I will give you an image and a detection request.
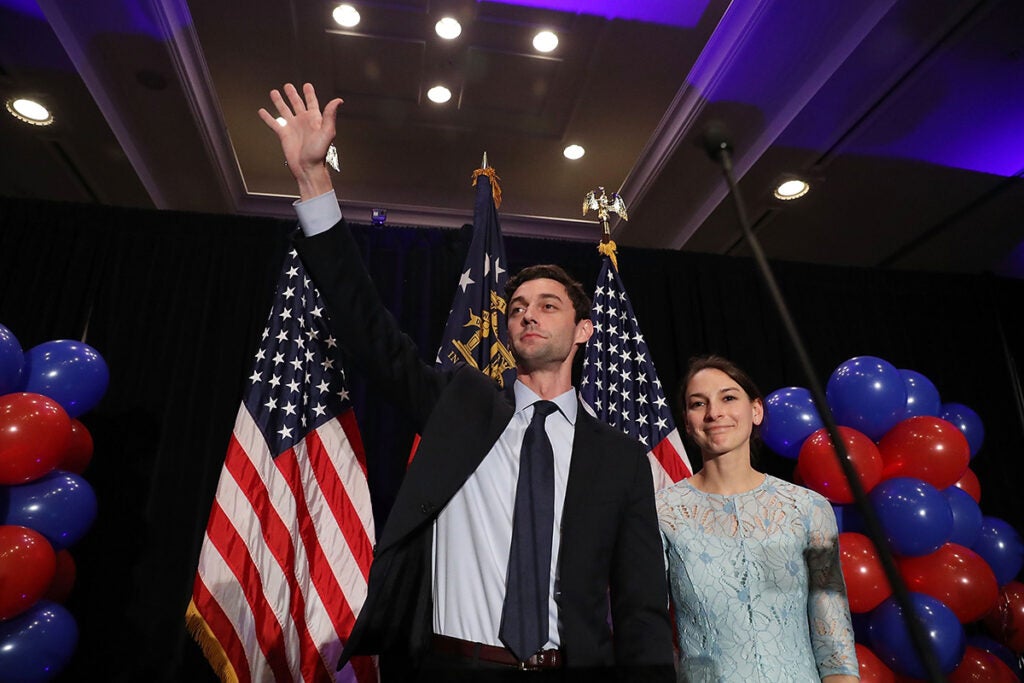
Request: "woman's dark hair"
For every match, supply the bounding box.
[504,264,592,323]
[678,354,765,460]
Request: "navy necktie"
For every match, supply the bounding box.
[500,399,559,662]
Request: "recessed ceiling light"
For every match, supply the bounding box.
[6,98,53,126]
[774,178,810,200]
[332,4,360,28]
[427,85,452,104]
[563,144,585,160]
[533,30,558,53]
[435,17,461,40]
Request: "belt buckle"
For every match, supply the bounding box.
[518,660,529,671]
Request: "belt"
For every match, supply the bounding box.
[431,635,562,670]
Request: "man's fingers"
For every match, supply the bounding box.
[303,83,320,117]
[268,88,295,120]
[283,82,306,114]
[320,97,344,136]
[256,107,281,132]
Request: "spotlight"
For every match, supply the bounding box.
[773,177,810,201]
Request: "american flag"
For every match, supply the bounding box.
[434,165,516,388]
[187,248,377,683]
[580,254,692,489]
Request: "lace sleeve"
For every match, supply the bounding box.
[804,494,860,678]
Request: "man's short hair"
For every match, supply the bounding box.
[504,264,592,323]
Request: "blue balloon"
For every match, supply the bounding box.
[867,592,965,678]
[939,402,985,457]
[971,515,1024,586]
[762,387,824,459]
[22,339,109,418]
[943,485,983,547]
[0,470,98,550]
[850,611,871,644]
[899,369,941,418]
[826,356,907,440]
[0,323,25,394]
[0,600,78,682]
[868,477,953,557]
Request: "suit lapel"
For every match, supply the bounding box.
[377,368,514,553]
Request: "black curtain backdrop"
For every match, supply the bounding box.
[0,195,1022,681]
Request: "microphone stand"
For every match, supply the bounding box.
[702,125,947,683]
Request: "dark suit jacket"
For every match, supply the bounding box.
[296,220,674,681]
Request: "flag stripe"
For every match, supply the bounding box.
[190,249,378,683]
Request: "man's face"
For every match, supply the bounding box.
[507,277,592,371]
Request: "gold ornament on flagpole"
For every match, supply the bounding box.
[583,186,628,270]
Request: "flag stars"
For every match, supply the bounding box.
[264,397,278,411]
[272,352,285,366]
[325,336,337,348]
[283,402,297,416]
[286,266,298,278]
[283,286,296,299]
[269,375,282,388]
[313,403,327,417]
[287,379,301,394]
[249,370,262,384]
[458,268,476,292]
[276,424,293,440]
[317,379,330,394]
[276,330,289,343]
[322,358,335,371]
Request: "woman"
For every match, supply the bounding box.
[656,355,859,682]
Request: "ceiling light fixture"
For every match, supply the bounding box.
[6,98,53,126]
[773,178,810,200]
[533,30,558,53]
[563,144,584,160]
[435,17,462,40]
[427,85,452,104]
[332,4,360,28]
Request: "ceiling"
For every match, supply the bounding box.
[1,0,1023,277]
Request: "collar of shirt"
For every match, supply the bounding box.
[513,380,578,425]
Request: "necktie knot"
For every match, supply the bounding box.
[531,400,558,421]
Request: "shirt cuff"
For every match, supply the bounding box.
[294,190,343,236]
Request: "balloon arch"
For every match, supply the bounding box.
[0,322,107,681]
[763,355,1024,681]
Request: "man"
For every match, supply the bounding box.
[259,83,673,682]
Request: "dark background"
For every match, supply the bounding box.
[1,195,1021,681]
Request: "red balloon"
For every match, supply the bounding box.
[797,426,883,503]
[898,543,999,623]
[953,467,981,503]
[857,643,897,683]
[947,645,1018,683]
[983,581,1024,653]
[44,549,77,603]
[57,419,93,474]
[0,524,57,619]
[0,392,72,485]
[878,416,970,490]
[840,532,892,612]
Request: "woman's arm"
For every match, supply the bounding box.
[805,491,861,680]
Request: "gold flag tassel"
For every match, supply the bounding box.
[185,598,240,683]
[597,238,619,272]
[472,167,502,209]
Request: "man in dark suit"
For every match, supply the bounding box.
[259,83,673,682]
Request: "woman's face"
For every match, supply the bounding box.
[683,367,764,459]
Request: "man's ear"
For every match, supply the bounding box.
[575,318,594,345]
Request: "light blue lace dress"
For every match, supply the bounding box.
[656,475,859,682]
